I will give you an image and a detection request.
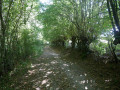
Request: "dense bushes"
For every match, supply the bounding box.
[39,0,110,52]
[0,28,43,76]
[0,0,43,76]
[38,0,120,62]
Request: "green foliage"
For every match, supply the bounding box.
[0,60,32,89]
[0,0,43,75]
[90,41,108,55]
[38,0,112,51]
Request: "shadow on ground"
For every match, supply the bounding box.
[6,46,113,90]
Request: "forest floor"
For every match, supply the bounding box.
[1,46,120,90]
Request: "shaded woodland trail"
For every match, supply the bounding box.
[11,46,103,90]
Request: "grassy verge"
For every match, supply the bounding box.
[0,60,32,89]
[55,47,120,89]
[0,46,44,89]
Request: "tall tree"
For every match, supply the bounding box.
[107,0,120,45]
[39,0,110,53]
[0,0,40,75]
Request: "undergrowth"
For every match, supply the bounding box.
[0,60,32,89]
[55,47,120,89]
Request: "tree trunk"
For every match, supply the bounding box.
[107,0,120,45]
[108,40,119,63]
[62,41,65,47]
[71,36,76,49]
[0,0,7,74]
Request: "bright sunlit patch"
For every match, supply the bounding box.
[25,75,28,78]
[105,79,111,82]
[80,75,83,76]
[54,57,59,59]
[39,68,45,71]
[51,53,59,56]
[39,0,53,5]
[80,80,86,84]
[75,80,78,82]
[41,79,49,85]
[38,33,43,40]
[63,64,69,67]
[68,70,70,71]
[36,87,40,90]
[46,84,50,87]
[69,40,72,43]
[44,75,47,78]
[46,71,52,76]
[31,64,41,68]
[45,64,49,66]
[84,73,87,76]
[100,39,108,43]
[31,64,35,68]
[85,86,88,90]
[51,61,57,64]
[28,70,36,75]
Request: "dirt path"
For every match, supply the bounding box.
[12,46,102,90]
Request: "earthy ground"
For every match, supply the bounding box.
[1,46,120,90]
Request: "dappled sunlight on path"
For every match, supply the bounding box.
[12,46,102,90]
